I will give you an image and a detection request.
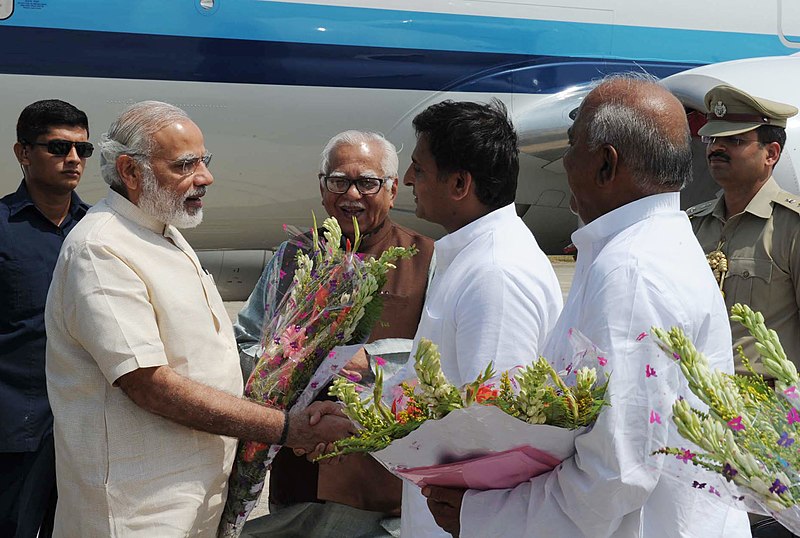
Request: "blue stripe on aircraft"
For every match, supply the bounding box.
[0,1,793,65]
[0,26,696,93]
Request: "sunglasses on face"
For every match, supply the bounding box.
[25,139,94,158]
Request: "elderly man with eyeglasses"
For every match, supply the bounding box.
[0,99,91,538]
[235,130,435,538]
[44,101,352,537]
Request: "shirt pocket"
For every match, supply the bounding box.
[417,302,445,348]
[727,257,772,305]
[1,259,51,320]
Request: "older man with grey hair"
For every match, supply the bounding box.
[235,130,434,537]
[45,101,351,537]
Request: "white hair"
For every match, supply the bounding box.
[99,100,190,188]
[319,131,399,182]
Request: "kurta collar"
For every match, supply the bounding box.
[572,192,679,255]
[434,203,517,269]
[106,188,170,236]
[356,217,394,252]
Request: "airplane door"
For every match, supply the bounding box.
[0,0,12,21]
[779,0,800,47]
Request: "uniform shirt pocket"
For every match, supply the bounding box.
[728,257,772,283]
[727,257,772,308]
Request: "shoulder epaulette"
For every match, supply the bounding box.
[772,191,800,215]
[685,200,715,218]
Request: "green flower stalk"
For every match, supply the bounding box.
[414,338,463,417]
[653,304,800,515]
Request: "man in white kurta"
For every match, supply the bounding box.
[45,101,350,537]
[459,193,750,537]
[423,78,751,537]
[398,100,563,537]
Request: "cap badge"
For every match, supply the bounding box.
[713,101,727,118]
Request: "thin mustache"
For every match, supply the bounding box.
[339,203,365,210]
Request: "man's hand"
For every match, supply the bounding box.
[285,400,354,453]
[422,485,466,538]
[339,347,370,383]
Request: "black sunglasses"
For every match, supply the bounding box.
[25,139,94,158]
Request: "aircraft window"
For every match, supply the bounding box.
[0,0,13,21]
[780,0,800,46]
[200,0,213,9]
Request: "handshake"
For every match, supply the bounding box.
[283,400,355,455]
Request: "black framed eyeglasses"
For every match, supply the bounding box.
[25,139,94,158]
[319,174,391,195]
[701,135,759,147]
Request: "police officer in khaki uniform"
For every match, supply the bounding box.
[688,84,799,379]
[689,84,800,538]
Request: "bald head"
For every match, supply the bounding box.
[577,75,692,193]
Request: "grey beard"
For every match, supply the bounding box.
[138,168,204,229]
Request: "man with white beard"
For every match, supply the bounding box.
[44,101,351,537]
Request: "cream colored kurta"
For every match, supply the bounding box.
[45,190,243,537]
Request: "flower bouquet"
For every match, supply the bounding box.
[319,334,609,490]
[652,303,800,534]
[218,215,416,537]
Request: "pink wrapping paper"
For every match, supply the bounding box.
[394,445,562,490]
[371,405,585,491]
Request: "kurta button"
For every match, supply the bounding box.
[742,270,750,278]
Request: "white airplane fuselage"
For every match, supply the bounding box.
[1,0,799,297]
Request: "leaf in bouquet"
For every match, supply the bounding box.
[317,418,426,459]
[349,293,383,345]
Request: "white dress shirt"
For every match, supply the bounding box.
[395,203,563,538]
[46,190,243,537]
[460,193,751,537]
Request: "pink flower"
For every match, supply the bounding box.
[677,448,695,463]
[728,416,745,431]
[788,408,800,425]
[391,394,410,418]
[277,375,290,391]
[597,356,608,366]
[279,325,307,361]
[785,386,799,399]
[374,356,387,367]
[645,364,657,378]
[636,332,648,341]
[650,410,661,424]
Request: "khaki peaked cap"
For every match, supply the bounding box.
[698,84,798,137]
